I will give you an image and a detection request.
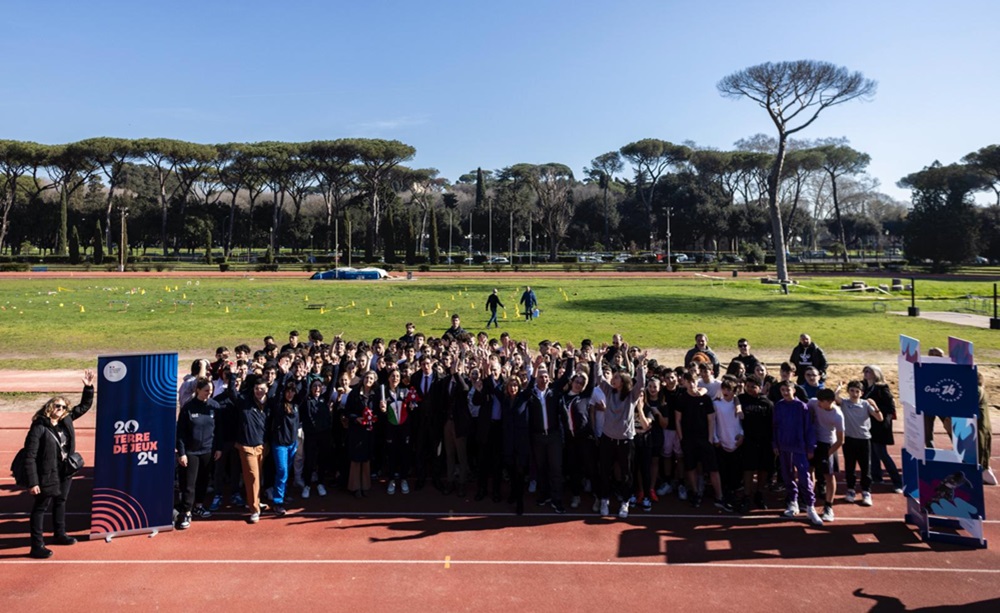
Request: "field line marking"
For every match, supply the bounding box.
[0,559,996,573]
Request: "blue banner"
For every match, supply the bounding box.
[90,353,178,539]
[913,362,979,419]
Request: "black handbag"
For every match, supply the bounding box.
[64,452,85,475]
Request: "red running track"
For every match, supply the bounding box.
[0,412,998,612]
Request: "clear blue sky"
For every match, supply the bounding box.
[3,1,998,202]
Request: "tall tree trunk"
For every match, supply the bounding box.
[767,136,789,283]
[830,177,850,263]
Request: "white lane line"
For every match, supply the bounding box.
[0,559,996,573]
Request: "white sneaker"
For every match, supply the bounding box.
[301,485,311,499]
[806,506,823,526]
[893,486,904,494]
[387,480,397,495]
[656,482,673,496]
[844,489,856,503]
[860,491,873,507]
[600,499,610,517]
[528,480,537,494]
[983,467,997,486]
[400,480,410,494]
[249,512,260,524]
[618,501,630,519]
[821,505,835,522]
[677,484,688,501]
[783,500,800,517]
[316,484,327,497]
[570,495,581,509]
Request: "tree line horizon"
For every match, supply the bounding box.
[1,61,998,273]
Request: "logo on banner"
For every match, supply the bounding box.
[112,419,159,465]
[923,378,963,403]
[104,360,127,382]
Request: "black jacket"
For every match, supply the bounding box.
[176,396,220,456]
[25,386,94,495]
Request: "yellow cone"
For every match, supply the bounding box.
[140,289,145,295]
[421,309,426,317]
[437,302,441,309]
[470,302,475,309]
[445,311,449,318]
[182,293,186,299]
[225,306,229,313]
[79,305,85,313]
[174,286,178,291]
[388,300,393,308]
[502,310,507,319]
[351,300,356,307]
[451,295,455,301]
[365,308,370,315]
[305,295,309,302]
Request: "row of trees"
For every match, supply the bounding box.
[0,134,909,266]
[1,61,998,273]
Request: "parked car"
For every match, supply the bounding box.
[487,256,510,264]
[671,253,689,263]
[576,255,603,263]
[722,254,744,263]
[973,256,989,265]
[694,253,716,263]
[803,250,827,259]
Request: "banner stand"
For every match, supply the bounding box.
[899,336,987,548]
[90,353,178,541]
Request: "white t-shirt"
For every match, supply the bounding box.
[809,399,844,445]
[713,396,743,451]
[841,398,878,439]
[590,386,607,438]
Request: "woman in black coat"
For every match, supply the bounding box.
[25,369,96,559]
[500,377,531,515]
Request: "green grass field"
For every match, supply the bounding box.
[2,274,999,370]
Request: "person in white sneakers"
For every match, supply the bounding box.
[773,380,823,526]
[810,389,844,522]
[835,380,883,508]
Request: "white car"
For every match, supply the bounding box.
[487,256,510,264]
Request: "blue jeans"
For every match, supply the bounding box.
[487,310,499,328]
[272,444,297,504]
[871,442,901,487]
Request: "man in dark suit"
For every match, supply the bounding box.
[526,360,567,513]
[409,355,442,490]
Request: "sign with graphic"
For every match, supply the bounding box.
[918,461,985,520]
[900,335,986,548]
[91,353,178,539]
[913,362,978,419]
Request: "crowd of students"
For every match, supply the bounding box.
[171,320,994,530]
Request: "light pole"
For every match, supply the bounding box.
[665,206,673,272]
[509,210,514,263]
[335,218,339,268]
[488,197,493,262]
[448,208,453,269]
[118,206,128,273]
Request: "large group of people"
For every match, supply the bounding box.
[20,314,996,558]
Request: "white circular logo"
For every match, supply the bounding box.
[923,378,962,403]
[104,361,127,383]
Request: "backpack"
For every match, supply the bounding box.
[10,447,29,487]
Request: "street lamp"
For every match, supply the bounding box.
[665,206,673,272]
[118,206,128,273]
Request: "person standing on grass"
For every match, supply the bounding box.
[24,369,95,559]
[810,388,844,522]
[675,371,729,511]
[520,286,538,321]
[485,289,504,329]
[175,377,221,529]
[862,365,902,492]
[834,380,883,508]
[773,380,823,526]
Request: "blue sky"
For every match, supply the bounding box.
[3,1,998,201]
